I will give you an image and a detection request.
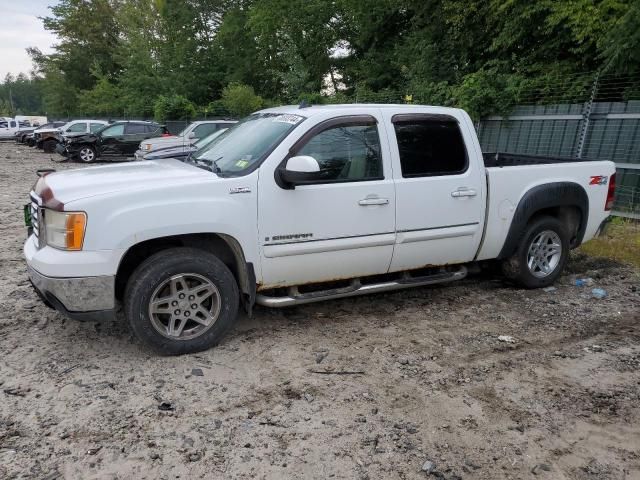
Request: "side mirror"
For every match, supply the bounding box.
[188,132,196,139]
[277,155,323,188]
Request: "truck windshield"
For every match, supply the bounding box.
[193,113,305,175]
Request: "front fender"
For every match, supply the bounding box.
[67,176,259,268]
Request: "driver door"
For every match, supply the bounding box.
[98,123,126,156]
[257,115,396,288]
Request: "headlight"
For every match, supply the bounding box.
[44,210,87,250]
[144,144,152,151]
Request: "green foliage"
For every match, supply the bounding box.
[1,0,638,118]
[77,74,121,116]
[221,83,264,118]
[153,94,197,122]
[453,71,519,121]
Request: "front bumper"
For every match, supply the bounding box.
[27,264,116,321]
[55,143,68,156]
[134,149,147,161]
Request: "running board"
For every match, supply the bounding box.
[255,266,467,307]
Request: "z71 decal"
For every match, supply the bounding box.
[589,176,608,185]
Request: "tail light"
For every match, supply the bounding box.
[605,172,616,211]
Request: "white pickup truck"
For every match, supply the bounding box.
[24,104,616,354]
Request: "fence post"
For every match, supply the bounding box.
[576,73,600,159]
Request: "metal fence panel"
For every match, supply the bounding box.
[478,101,640,217]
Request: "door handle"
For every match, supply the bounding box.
[451,188,477,198]
[358,196,390,206]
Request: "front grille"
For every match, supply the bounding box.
[30,193,41,248]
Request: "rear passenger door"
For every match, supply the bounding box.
[385,111,485,271]
[120,123,149,154]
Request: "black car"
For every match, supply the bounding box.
[57,121,169,163]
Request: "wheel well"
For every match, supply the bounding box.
[115,233,251,303]
[528,206,582,247]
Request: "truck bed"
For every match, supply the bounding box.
[483,152,599,168]
[477,158,615,261]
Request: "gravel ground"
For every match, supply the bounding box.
[1,141,639,480]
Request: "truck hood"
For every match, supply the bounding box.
[35,158,216,206]
[145,144,196,159]
[142,135,180,144]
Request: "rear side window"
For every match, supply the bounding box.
[394,118,467,177]
[125,123,147,134]
[145,124,159,133]
[10,121,16,128]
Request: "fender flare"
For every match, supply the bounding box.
[497,182,589,259]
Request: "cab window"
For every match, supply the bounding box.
[393,117,467,177]
[294,120,383,183]
[67,122,87,133]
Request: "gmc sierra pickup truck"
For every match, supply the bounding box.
[24,105,616,354]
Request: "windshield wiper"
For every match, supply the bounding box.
[193,155,223,174]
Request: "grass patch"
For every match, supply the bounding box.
[578,217,640,268]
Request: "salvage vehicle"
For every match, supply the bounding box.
[56,120,168,162]
[16,121,63,143]
[134,120,236,160]
[35,120,109,152]
[138,128,228,162]
[24,105,616,355]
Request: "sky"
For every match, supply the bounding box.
[0,0,58,79]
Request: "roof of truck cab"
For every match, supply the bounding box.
[258,104,465,117]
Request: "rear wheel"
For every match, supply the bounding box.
[77,145,96,163]
[124,248,239,355]
[501,216,569,288]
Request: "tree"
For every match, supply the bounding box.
[153,94,196,121]
[221,83,263,118]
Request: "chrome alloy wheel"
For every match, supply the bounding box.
[79,147,95,162]
[148,273,221,340]
[526,230,562,278]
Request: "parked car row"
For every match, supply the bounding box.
[12,117,236,163]
[1,116,48,140]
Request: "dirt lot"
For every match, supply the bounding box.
[1,141,639,480]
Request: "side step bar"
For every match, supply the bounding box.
[256,266,467,307]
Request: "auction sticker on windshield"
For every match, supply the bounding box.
[272,114,303,125]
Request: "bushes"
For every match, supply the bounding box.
[153,94,196,122]
[221,83,263,118]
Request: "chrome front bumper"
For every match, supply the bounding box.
[27,265,116,321]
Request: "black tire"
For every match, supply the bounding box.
[124,247,239,355]
[76,145,97,163]
[42,139,57,153]
[501,215,569,288]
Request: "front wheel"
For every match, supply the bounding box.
[124,248,239,355]
[42,139,57,153]
[77,145,97,163]
[501,216,569,288]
